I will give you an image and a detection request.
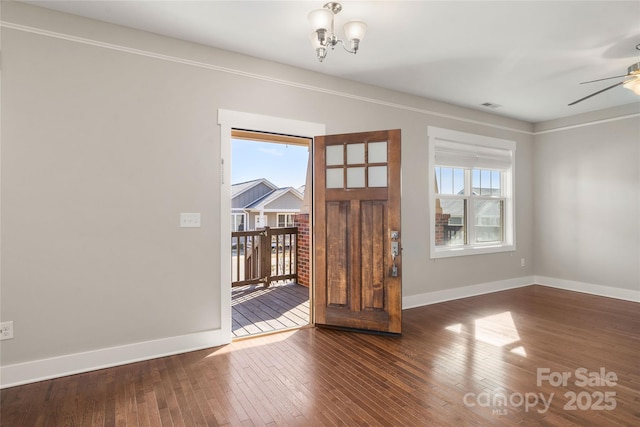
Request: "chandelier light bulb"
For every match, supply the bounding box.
[343,20,367,42]
[307,2,367,62]
[309,32,323,49]
[308,8,333,32]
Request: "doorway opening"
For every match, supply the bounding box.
[230,129,312,338]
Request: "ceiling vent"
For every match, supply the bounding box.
[481,102,502,109]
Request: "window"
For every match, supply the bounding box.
[277,213,295,228]
[429,127,515,258]
[231,213,245,232]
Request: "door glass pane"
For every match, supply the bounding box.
[326,168,344,188]
[368,141,387,163]
[368,166,387,187]
[346,167,365,188]
[347,143,365,164]
[326,145,343,166]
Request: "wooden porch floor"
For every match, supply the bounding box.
[232,281,310,338]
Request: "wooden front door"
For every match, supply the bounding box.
[314,129,402,334]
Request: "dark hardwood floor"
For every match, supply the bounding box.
[232,282,309,338]
[2,285,639,426]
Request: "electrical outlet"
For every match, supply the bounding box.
[521,258,526,267]
[0,321,14,340]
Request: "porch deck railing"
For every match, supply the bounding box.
[231,226,298,288]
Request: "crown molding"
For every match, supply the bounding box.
[1,21,533,135]
[533,112,640,135]
[2,20,637,136]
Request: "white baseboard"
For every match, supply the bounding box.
[402,275,639,311]
[534,276,640,303]
[402,275,535,309]
[1,329,229,389]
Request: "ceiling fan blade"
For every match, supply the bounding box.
[568,81,625,106]
[580,74,630,84]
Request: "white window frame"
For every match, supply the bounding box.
[428,126,516,259]
[277,213,295,228]
[231,213,246,232]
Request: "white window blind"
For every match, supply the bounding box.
[434,140,513,171]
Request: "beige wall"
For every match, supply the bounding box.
[4,1,634,376]
[533,106,640,291]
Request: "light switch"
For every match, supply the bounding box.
[180,213,201,228]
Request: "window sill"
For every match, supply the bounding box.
[431,244,515,259]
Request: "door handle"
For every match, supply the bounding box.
[391,231,400,277]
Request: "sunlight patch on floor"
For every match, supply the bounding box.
[510,345,527,357]
[445,311,526,356]
[474,311,520,347]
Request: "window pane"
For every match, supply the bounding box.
[440,167,453,194]
[435,198,466,246]
[491,170,501,194]
[473,168,501,196]
[232,214,245,231]
[474,199,503,243]
[480,169,491,195]
[453,168,464,195]
[437,167,464,195]
[472,169,480,195]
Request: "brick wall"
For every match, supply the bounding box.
[294,214,310,287]
[435,213,451,246]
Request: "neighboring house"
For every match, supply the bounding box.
[437,187,503,245]
[231,178,304,231]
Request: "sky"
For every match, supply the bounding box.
[231,139,310,189]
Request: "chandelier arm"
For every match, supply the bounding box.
[334,38,359,54]
[338,39,354,54]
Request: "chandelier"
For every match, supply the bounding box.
[308,2,367,62]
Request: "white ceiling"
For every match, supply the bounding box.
[22,1,640,123]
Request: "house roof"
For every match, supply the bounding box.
[439,188,502,217]
[245,187,303,211]
[231,178,277,198]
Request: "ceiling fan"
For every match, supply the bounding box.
[569,44,640,106]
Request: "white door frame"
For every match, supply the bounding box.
[218,110,325,340]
